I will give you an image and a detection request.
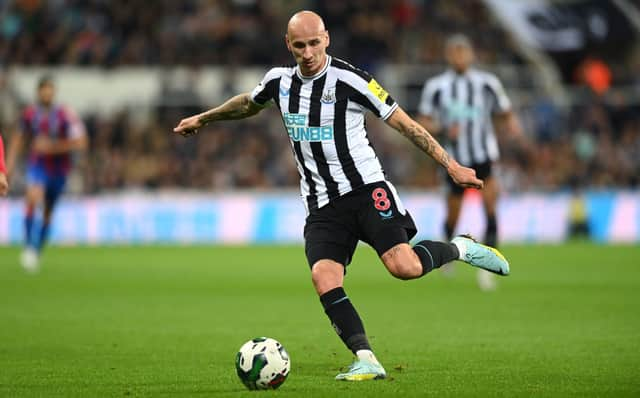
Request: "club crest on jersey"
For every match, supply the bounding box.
[321,89,336,104]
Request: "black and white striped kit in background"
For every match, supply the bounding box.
[418,68,512,166]
[251,55,402,214]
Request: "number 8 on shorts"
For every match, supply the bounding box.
[371,188,391,211]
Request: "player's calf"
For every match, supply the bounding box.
[412,240,460,276]
[381,242,460,279]
[380,244,422,280]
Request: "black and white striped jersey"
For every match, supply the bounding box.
[417,68,512,166]
[250,55,399,213]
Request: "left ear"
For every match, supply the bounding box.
[325,30,330,48]
[285,34,292,52]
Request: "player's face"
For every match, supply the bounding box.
[446,45,473,73]
[286,30,329,77]
[38,83,55,106]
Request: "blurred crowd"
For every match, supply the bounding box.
[74,91,640,194]
[1,0,522,69]
[499,94,640,192]
[1,0,639,193]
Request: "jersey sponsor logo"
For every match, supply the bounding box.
[321,88,336,104]
[283,112,306,127]
[367,78,389,102]
[446,101,480,122]
[283,113,334,142]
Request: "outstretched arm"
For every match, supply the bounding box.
[385,107,483,189]
[173,93,264,137]
[417,114,460,141]
[415,114,441,137]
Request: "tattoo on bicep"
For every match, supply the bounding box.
[202,94,253,122]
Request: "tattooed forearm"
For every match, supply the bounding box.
[198,93,261,124]
[400,122,451,170]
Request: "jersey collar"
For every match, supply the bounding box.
[296,55,331,81]
[447,67,475,78]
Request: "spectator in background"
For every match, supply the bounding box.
[0,0,522,69]
[1,0,638,194]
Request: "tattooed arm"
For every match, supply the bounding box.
[385,107,483,189]
[173,93,264,137]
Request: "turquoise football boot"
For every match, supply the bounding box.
[335,359,386,381]
[452,235,510,276]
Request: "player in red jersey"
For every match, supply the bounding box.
[6,76,87,272]
[0,133,8,196]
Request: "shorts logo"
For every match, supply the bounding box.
[372,187,394,219]
[321,89,336,104]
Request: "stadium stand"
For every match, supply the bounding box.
[1,0,638,193]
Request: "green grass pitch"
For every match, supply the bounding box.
[0,243,638,397]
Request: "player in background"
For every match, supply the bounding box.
[416,34,525,290]
[174,11,509,381]
[0,133,8,195]
[6,76,87,272]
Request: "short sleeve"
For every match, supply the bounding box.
[250,68,282,107]
[417,79,441,117]
[0,134,6,173]
[485,74,512,114]
[19,107,34,135]
[65,107,86,139]
[360,76,398,120]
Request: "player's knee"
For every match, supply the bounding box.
[26,189,43,205]
[310,260,343,294]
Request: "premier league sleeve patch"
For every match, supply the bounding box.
[367,78,389,103]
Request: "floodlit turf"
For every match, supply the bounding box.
[0,243,638,397]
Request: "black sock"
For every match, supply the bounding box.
[320,287,370,354]
[413,240,460,276]
[485,214,497,248]
[444,222,454,241]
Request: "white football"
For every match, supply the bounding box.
[235,337,290,390]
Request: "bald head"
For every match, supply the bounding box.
[287,11,326,38]
[286,11,330,77]
[445,33,474,73]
